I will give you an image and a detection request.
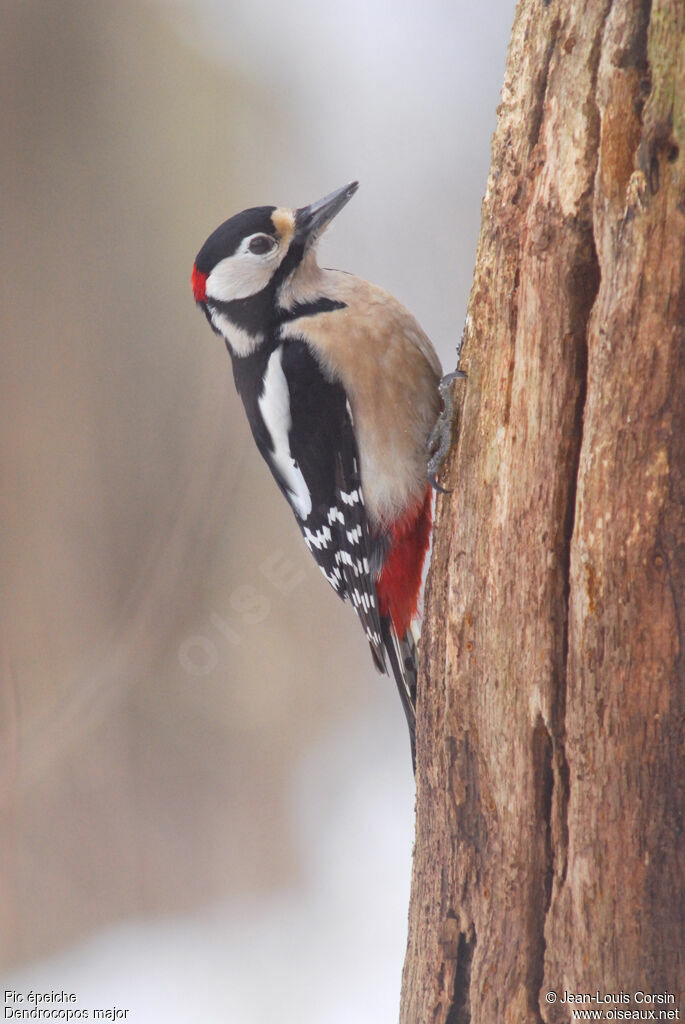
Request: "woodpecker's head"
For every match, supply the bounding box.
[192,182,358,355]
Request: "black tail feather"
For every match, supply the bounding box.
[379,615,417,772]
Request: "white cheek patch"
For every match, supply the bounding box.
[258,347,312,520]
[209,308,263,357]
[205,252,276,302]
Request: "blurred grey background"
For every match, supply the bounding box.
[0,0,514,1019]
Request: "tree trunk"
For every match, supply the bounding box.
[401,1,684,1021]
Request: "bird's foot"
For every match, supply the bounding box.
[427,369,467,492]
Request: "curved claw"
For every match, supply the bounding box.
[441,369,467,386]
[426,366,467,491]
[429,473,452,494]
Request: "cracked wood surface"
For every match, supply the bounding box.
[401,1,684,1022]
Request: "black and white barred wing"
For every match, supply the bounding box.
[272,339,386,670]
[329,408,387,671]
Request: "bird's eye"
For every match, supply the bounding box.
[248,235,275,255]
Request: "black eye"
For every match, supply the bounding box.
[248,234,275,255]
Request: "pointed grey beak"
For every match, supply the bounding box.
[295,181,359,244]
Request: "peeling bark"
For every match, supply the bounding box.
[401,1,684,1022]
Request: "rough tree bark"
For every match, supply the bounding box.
[401,1,683,1022]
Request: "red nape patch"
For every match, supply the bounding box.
[377,487,433,637]
[191,264,207,302]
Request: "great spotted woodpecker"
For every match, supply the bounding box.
[192,182,444,765]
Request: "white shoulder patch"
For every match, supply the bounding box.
[258,347,312,520]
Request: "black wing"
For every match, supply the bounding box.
[277,338,388,670]
[231,335,417,767]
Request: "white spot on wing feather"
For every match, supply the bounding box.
[304,524,332,549]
